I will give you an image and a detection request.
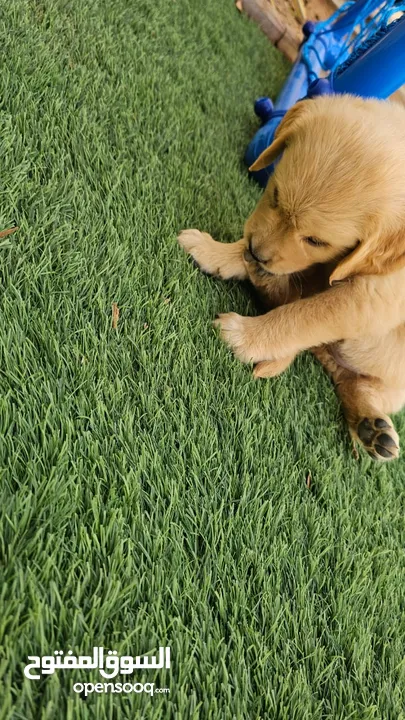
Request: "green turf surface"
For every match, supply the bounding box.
[0,0,405,717]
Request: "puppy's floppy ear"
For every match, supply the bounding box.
[249,100,312,172]
[329,224,405,284]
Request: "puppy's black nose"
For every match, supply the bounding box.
[248,237,264,263]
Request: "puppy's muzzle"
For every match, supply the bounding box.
[244,240,274,275]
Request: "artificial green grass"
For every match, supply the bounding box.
[0,0,405,717]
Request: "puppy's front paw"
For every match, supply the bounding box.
[178,229,221,276]
[213,312,266,364]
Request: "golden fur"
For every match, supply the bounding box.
[178,95,405,461]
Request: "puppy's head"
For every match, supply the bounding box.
[246,96,405,283]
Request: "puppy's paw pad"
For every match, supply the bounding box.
[357,416,399,461]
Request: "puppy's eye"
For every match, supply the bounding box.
[304,236,327,248]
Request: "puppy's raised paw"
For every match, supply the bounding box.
[178,229,221,276]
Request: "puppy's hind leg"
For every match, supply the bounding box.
[178,230,248,280]
[313,346,401,462]
[253,355,296,379]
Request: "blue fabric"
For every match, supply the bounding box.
[301,0,405,83]
[333,14,405,78]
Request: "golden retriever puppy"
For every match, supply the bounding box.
[178,95,405,462]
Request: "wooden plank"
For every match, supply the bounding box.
[291,0,306,23]
[241,0,302,61]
